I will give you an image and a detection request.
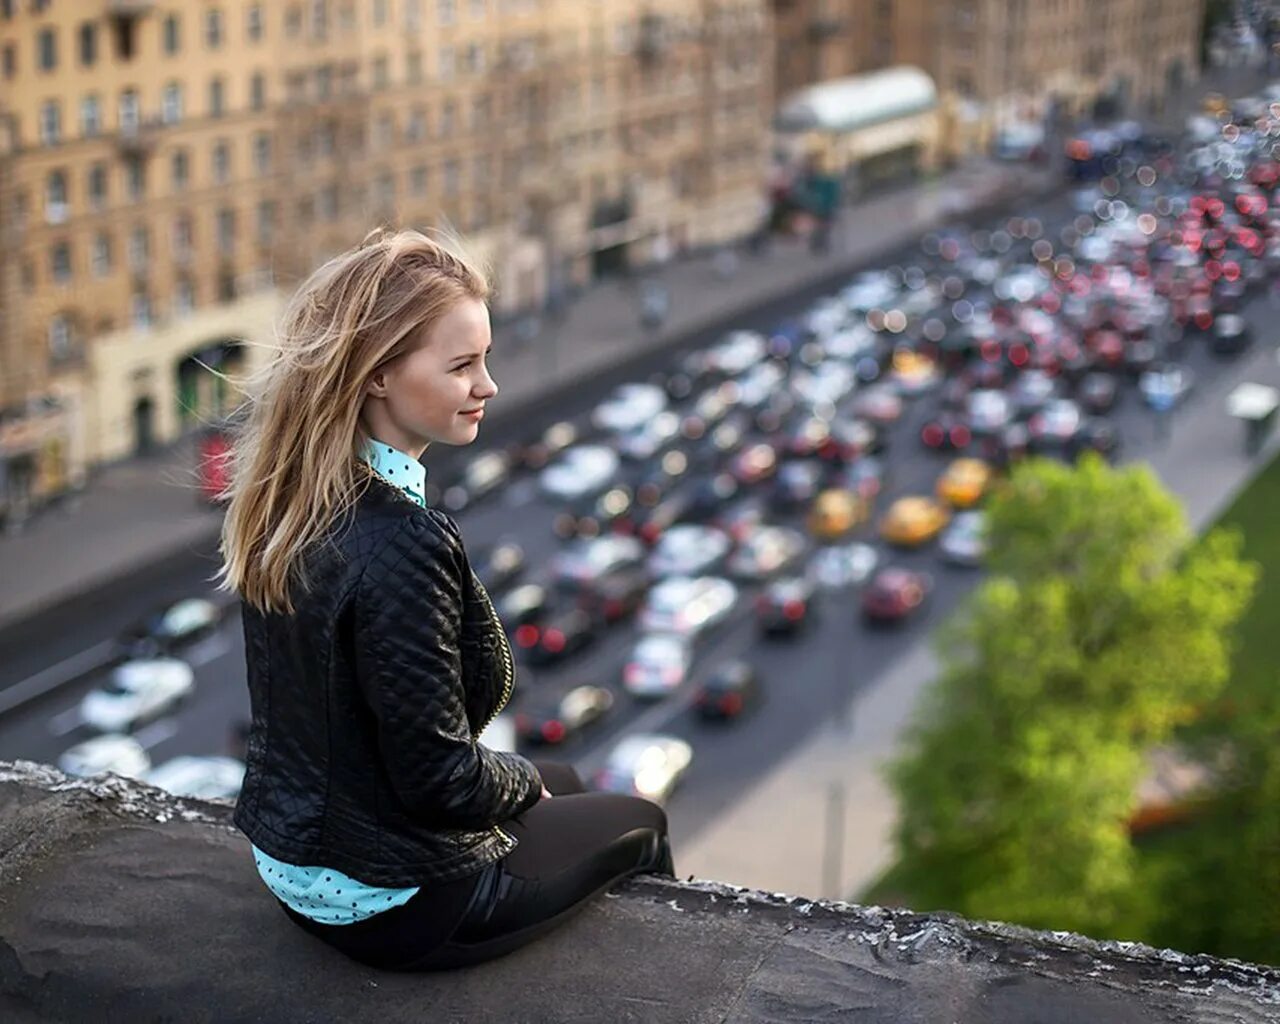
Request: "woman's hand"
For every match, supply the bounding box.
[540,785,553,800]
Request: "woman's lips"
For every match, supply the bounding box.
[460,408,485,419]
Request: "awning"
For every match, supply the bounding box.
[776,66,938,135]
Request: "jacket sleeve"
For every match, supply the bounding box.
[353,514,543,828]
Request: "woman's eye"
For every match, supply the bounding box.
[452,363,471,374]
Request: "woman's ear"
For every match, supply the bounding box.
[364,371,388,398]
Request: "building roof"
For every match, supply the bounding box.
[3,760,1280,1023]
[776,66,939,135]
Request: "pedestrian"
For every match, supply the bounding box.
[217,227,673,972]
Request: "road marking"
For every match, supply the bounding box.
[185,633,232,669]
[47,705,84,737]
[133,718,181,751]
[0,640,117,717]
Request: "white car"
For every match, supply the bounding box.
[622,633,692,699]
[841,271,898,313]
[731,362,786,409]
[144,756,246,800]
[538,445,620,500]
[593,733,693,805]
[639,576,738,638]
[58,734,151,779]
[966,389,1013,434]
[615,410,681,461]
[79,658,196,734]
[591,383,668,434]
[791,361,856,408]
[806,542,880,590]
[647,525,733,578]
[704,331,766,376]
[939,511,988,567]
[550,535,645,585]
[725,526,807,581]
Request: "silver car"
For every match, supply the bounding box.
[639,576,738,639]
[538,445,620,500]
[593,733,693,805]
[939,511,988,567]
[647,525,733,578]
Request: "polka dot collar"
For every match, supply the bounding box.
[362,440,428,505]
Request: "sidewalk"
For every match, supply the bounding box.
[0,158,1057,634]
[678,343,1280,902]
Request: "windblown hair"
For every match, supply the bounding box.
[217,227,490,614]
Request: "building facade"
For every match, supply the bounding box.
[0,0,771,518]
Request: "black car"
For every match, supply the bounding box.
[631,484,700,545]
[558,563,651,625]
[694,660,762,721]
[683,472,742,524]
[920,411,973,452]
[441,449,512,512]
[518,605,600,666]
[1077,372,1118,414]
[771,461,825,510]
[514,685,615,746]
[1068,418,1121,461]
[472,540,527,594]
[755,576,819,637]
[1122,339,1159,380]
[553,484,635,540]
[1211,314,1251,356]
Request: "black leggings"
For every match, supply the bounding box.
[277,762,673,971]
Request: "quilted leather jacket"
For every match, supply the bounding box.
[234,474,543,887]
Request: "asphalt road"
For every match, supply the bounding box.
[2,183,1274,858]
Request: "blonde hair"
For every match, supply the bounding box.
[218,227,491,614]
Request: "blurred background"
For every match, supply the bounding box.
[3,0,1280,967]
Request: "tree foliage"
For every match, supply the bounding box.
[885,456,1257,937]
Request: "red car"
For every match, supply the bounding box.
[861,568,932,624]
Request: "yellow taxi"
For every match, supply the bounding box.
[806,488,868,541]
[935,458,993,509]
[879,496,950,547]
[1202,91,1228,118]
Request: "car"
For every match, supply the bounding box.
[594,733,693,804]
[622,633,693,699]
[441,449,512,511]
[558,563,651,625]
[1211,313,1252,356]
[144,755,245,800]
[806,488,868,541]
[694,661,762,721]
[538,445,620,500]
[713,493,770,542]
[630,483,703,545]
[772,460,826,509]
[861,568,932,624]
[890,350,941,396]
[496,582,553,631]
[939,511,988,567]
[850,384,904,424]
[827,456,889,503]
[553,484,635,540]
[591,382,668,434]
[935,458,993,509]
[879,497,950,547]
[1008,370,1058,416]
[1077,372,1119,414]
[58,734,151,779]
[614,410,682,461]
[647,524,733,578]
[920,411,973,452]
[1028,399,1084,450]
[806,541,879,590]
[725,525,807,581]
[705,330,767,376]
[1139,364,1194,410]
[1068,418,1122,461]
[117,597,222,657]
[639,576,739,639]
[511,419,578,470]
[549,535,646,586]
[755,576,819,636]
[729,442,779,486]
[965,389,1014,436]
[472,539,526,593]
[518,605,599,666]
[514,685,615,746]
[79,658,196,734]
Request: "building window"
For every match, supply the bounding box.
[92,233,112,277]
[411,164,428,196]
[316,122,335,156]
[2,43,15,79]
[318,183,338,220]
[217,208,236,254]
[119,89,140,131]
[440,98,456,135]
[285,4,302,37]
[44,170,68,223]
[444,158,460,195]
[373,54,389,89]
[407,105,427,141]
[126,159,146,201]
[213,140,231,184]
[256,199,276,245]
[374,112,394,148]
[438,0,455,25]
[174,278,196,317]
[375,171,395,208]
[310,0,328,37]
[209,77,225,118]
[218,269,237,302]
[173,213,193,261]
[51,241,72,284]
[472,93,490,129]
[37,27,56,71]
[49,314,73,362]
[246,3,264,41]
[131,291,153,329]
[128,225,150,272]
[253,133,272,173]
[316,64,332,98]
[405,0,421,29]
[438,46,454,80]
[88,163,108,209]
[407,50,423,83]
[469,0,484,17]
[162,82,183,124]
[250,71,266,110]
[80,94,101,137]
[373,0,389,26]
[163,14,180,54]
[78,22,97,66]
[205,8,223,49]
[171,149,190,191]
[464,41,484,74]
[39,100,61,145]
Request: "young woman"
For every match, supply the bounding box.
[219,228,674,971]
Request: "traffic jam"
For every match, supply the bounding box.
[50,85,1280,810]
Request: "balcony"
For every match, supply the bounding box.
[808,17,846,41]
[116,119,160,157]
[636,14,668,64]
[106,0,156,15]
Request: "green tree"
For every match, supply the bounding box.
[885,456,1256,937]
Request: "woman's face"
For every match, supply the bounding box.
[361,297,497,457]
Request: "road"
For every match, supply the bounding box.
[3,183,1275,864]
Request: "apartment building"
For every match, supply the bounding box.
[0,0,771,517]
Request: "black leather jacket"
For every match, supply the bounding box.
[234,474,543,887]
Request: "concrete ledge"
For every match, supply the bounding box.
[1,761,1278,1024]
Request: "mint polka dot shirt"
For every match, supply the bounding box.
[249,440,428,925]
